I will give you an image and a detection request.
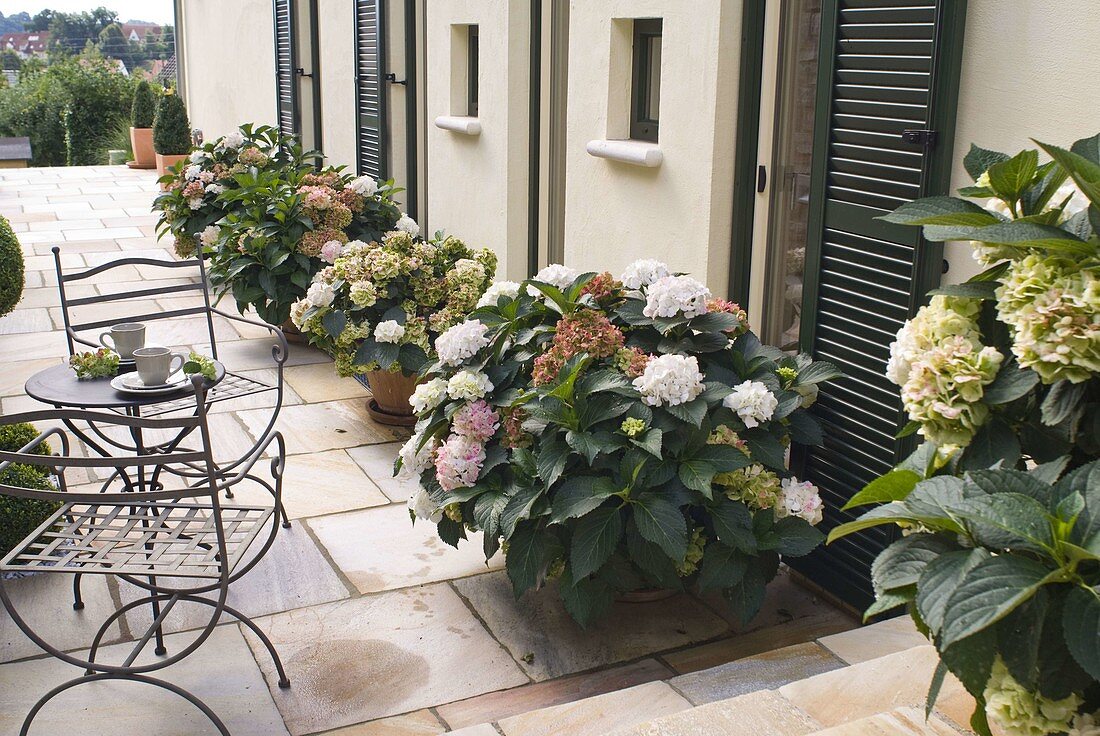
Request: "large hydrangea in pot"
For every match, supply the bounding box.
[289,230,496,425]
[830,134,1100,736]
[397,261,840,626]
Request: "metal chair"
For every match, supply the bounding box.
[0,378,290,736]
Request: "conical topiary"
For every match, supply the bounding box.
[0,214,24,316]
[153,89,191,155]
[131,80,156,128]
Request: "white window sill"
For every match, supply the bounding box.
[434,116,481,136]
[585,139,662,167]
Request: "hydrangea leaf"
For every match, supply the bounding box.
[842,469,922,510]
[916,547,989,635]
[697,542,749,591]
[878,196,1000,227]
[632,494,688,563]
[570,507,625,581]
[963,143,1011,180]
[549,476,619,523]
[505,522,562,598]
[871,533,957,595]
[940,555,1055,648]
[709,498,756,554]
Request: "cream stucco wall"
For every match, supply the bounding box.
[943,0,1100,283]
[424,0,531,281]
[318,0,357,170]
[178,0,277,140]
[562,0,740,293]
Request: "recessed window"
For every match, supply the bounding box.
[630,18,662,142]
[468,25,479,117]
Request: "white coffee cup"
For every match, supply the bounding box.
[99,322,146,359]
[132,346,186,387]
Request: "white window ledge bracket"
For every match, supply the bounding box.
[585,139,662,167]
[434,116,482,135]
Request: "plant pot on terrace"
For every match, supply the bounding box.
[152,89,191,176]
[129,80,157,169]
[363,369,419,426]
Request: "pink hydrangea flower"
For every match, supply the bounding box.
[452,400,500,443]
[320,240,343,264]
[434,434,486,492]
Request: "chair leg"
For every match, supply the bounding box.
[71,574,84,611]
[20,672,231,736]
[279,502,291,529]
[147,575,167,656]
[219,602,291,689]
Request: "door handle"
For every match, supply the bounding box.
[757,165,767,193]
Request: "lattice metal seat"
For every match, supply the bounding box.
[2,500,273,579]
[132,371,275,418]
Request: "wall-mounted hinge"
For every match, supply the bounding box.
[295,67,313,79]
[902,129,938,147]
[756,165,767,193]
[385,72,408,86]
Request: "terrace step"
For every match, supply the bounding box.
[808,707,961,736]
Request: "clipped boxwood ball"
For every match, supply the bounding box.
[0,464,59,557]
[0,214,23,317]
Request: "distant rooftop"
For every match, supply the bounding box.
[0,137,31,161]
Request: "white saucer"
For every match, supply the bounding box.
[111,372,190,396]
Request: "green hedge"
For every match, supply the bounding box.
[0,214,23,317]
[0,423,58,558]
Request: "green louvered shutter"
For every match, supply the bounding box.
[354,0,387,178]
[789,0,967,609]
[274,0,299,137]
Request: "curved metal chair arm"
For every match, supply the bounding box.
[217,430,286,493]
[209,308,290,365]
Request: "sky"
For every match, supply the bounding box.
[0,1,174,24]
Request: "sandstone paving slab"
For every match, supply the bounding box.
[119,521,351,637]
[9,287,59,309]
[0,331,68,361]
[668,642,845,705]
[242,584,530,734]
[607,690,820,736]
[3,211,56,223]
[818,616,928,665]
[0,308,52,335]
[48,298,161,329]
[284,362,371,403]
[63,226,145,241]
[445,726,499,736]
[327,710,446,735]
[0,625,289,736]
[452,571,729,682]
[0,358,62,396]
[195,337,332,371]
[810,707,960,736]
[34,239,120,255]
[207,368,305,414]
[498,681,691,736]
[346,442,420,502]
[28,218,104,232]
[239,400,399,454]
[309,504,501,594]
[23,252,84,270]
[230,449,389,519]
[778,645,975,731]
[0,573,122,664]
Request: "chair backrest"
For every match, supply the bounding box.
[52,249,220,361]
[0,378,219,505]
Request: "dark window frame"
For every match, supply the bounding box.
[468,24,479,117]
[630,18,662,142]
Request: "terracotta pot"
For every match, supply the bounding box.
[129,127,155,169]
[615,588,679,604]
[155,152,188,176]
[280,319,309,345]
[364,369,418,426]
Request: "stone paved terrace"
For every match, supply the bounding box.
[0,166,859,736]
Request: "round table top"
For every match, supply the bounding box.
[25,362,225,410]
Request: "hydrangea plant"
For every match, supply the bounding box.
[288,230,496,376]
[831,133,1100,736]
[397,261,840,626]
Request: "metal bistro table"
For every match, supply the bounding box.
[25,361,227,652]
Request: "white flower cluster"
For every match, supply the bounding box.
[723,381,778,428]
[407,486,442,523]
[777,477,823,526]
[435,319,490,366]
[410,377,447,413]
[395,214,419,237]
[199,225,219,248]
[374,320,405,344]
[220,131,245,150]
[643,275,712,319]
[620,259,670,290]
[633,354,705,407]
[305,281,335,309]
[447,369,494,401]
[477,280,521,308]
[528,264,579,296]
[348,175,378,197]
[1070,713,1100,736]
[984,658,1081,736]
[398,433,437,476]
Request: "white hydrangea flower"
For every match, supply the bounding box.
[409,377,448,413]
[632,354,705,407]
[447,369,494,401]
[184,164,202,180]
[398,433,437,476]
[289,299,310,329]
[777,477,824,526]
[1051,180,1091,221]
[723,380,778,428]
[643,275,712,319]
[205,183,225,195]
[348,175,378,197]
[395,213,420,237]
[408,486,443,523]
[222,131,245,150]
[188,150,208,164]
[435,319,489,366]
[1070,713,1100,736]
[620,259,671,290]
[199,225,219,247]
[527,264,579,296]
[374,319,405,344]
[477,280,521,308]
[187,197,202,210]
[984,658,1081,736]
[305,281,335,309]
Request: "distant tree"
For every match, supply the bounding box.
[47,8,119,57]
[97,22,133,69]
[0,12,32,34]
[0,50,22,71]
[25,9,53,32]
[161,25,175,52]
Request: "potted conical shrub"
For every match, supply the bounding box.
[128,80,156,169]
[153,89,191,175]
[0,214,24,317]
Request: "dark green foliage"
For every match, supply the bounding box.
[0,423,58,557]
[0,214,23,317]
[152,90,190,155]
[131,80,155,128]
[0,422,50,458]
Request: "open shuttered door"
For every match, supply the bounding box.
[355,0,387,178]
[789,0,967,609]
[274,0,299,137]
